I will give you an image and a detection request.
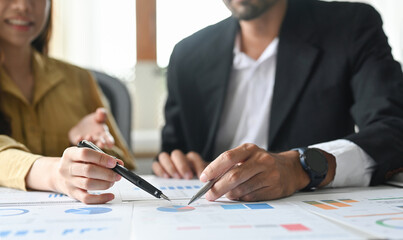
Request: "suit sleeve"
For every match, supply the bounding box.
[345,5,403,185]
[161,45,188,154]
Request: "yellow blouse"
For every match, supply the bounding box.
[0,50,135,191]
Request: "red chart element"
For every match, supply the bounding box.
[280,224,311,232]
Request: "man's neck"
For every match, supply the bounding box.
[239,0,287,60]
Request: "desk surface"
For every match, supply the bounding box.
[0,176,402,240]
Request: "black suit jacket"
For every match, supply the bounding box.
[162,0,403,185]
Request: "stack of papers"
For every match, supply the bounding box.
[1,176,402,239]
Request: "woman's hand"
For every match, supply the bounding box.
[26,147,123,204]
[68,108,114,149]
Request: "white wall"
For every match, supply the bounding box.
[328,0,403,63]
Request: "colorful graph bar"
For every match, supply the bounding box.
[0,231,11,237]
[221,204,248,210]
[221,203,273,210]
[303,201,337,210]
[15,230,28,236]
[321,200,351,207]
[339,199,359,203]
[369,197,403,201]
[174,224,309,231]
[281,224,310,232]
[245,203,274,209]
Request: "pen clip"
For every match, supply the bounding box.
[78,140,104,153]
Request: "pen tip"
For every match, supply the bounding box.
[160,193,171,202]
[188,196,196,205]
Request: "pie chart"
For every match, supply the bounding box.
[65,207,112,215]
[0,208,29,217]
[376,218,403,229]
[157,205,195,212]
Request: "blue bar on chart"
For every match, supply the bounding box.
[221,204,248,210]
[221,203,273,210]
[0,231,11,237]
[15,230,28,236]
[245,203,274,209]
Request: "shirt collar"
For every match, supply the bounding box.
[0,49,64,106]
[233,32,279,70]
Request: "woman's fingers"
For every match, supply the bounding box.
[70,188,115,204]
[72,177,115,191]
[70,162,120,182]
[63,147,118,168]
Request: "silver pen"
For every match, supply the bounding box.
[188,178,219,205]
[188,162,243,205]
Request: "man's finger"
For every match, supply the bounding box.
[158,152,180,178]
[186,152,206,178]
[204,161,257,201]
[225,172,271,201]
[171,150,193,179]
[152,162,169,178]
[237,185,279,202]
[200,143,259,182]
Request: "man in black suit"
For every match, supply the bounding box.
[153,0,403,201]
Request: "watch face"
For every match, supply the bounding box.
[305,149,328,175]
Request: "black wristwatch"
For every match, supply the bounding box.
[293,147,328,191]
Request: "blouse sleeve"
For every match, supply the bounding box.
[0,135,42,190]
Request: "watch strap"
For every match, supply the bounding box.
[293,147,327,191]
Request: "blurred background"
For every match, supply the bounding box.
[48,0,403,173]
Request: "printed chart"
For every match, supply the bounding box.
[0,208,29,217]
[0,187,77,205]
[293,187,403,239]
[130,198,356,240]
[65,207,112,215]
[0,204,132,240]
[157,205,195,212]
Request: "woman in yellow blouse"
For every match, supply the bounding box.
[0,0,135,204]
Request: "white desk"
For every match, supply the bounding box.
[0,176,402,240]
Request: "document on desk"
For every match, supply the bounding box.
[112,175,205,201]
[0,203,132,240]
[0,187,79,206]
[291,186,403,239]
[130,197,357,240]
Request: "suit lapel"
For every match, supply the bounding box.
[195,17,239,159]
[268,0,320,147]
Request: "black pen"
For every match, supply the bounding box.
[77,140,170,201]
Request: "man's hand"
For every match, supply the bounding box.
[152,150,208,179]
[199,143,336,202]
[68,108,114,149]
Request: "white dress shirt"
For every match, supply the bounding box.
[214,34,376,187]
